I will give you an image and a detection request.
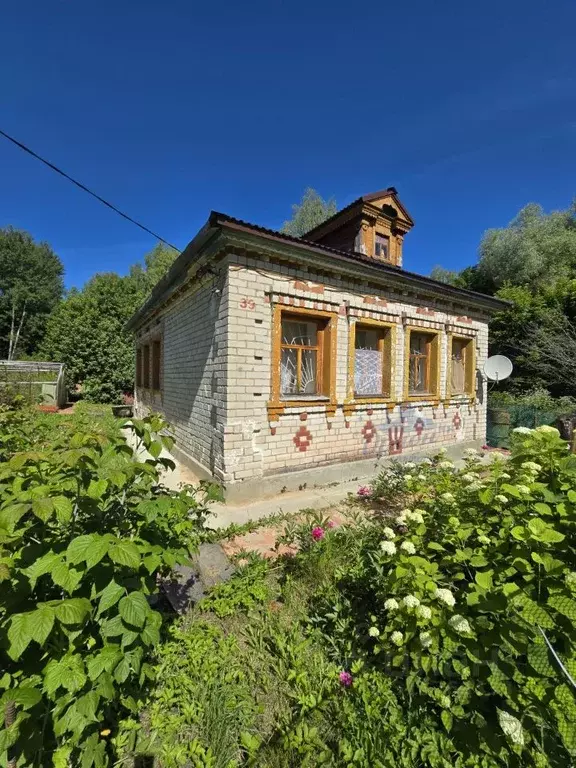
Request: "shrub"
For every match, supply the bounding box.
[305,434,576,765]
[0,412,211,767]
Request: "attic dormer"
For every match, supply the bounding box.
[303,187,414,268]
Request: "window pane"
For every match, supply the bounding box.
[409,333,429,393]
[355,328,383,395]
[281,348,298,394]
[451,340,466,393]
[282,319,318,346]
[375,234,389,260]
[300,349,317,393]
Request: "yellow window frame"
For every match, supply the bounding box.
[447,333,476,398]
[403,326,441,401]
[269,304,338,409]
[347,318,396,403]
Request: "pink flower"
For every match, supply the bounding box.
[327,520,335,528]
[357,486,372,498]
[311,526,325,541]
[481,444,489,451]
[339,671,353,687]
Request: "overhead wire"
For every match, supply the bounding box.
[0,127,181,252]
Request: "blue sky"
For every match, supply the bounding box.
[1,0,575,289]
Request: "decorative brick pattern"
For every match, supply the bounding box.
[293,425,313,452]
[363,296,388,307]
[416,307,436,316]
[362,420,376,444]
[293,280,324,294]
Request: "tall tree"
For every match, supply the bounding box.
[41,243,177,402]
[0,227,64,359]
[282,188,337,237]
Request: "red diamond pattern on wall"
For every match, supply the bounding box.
[293,425,313,452]
[362,419,376,444]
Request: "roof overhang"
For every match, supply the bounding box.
[126,212,509,331]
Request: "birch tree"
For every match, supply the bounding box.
[0,227,64,359]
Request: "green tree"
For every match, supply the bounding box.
[0,227,64,359]
[281,188,337,237]
[41,243,177,403]
[478,202,576,289]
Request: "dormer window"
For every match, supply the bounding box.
[374,233,389,261]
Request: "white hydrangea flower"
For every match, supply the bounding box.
[390,631,404,646]
[384,598,399,611]
[403,462,416,470]
[419,631,432,648]
[437,447,447,456]
[448,614,472,634]
[404,474,413,482]
[380,540,396,556]
[462,473,476,483]
[421,458,433,465]
[400,541,416,555]
[439,460,454,470]
[440,492,455,503]
[397,513,407,525]
[417,474,427,482]
[403,594,420,608]
[463,447,478,457]
[512,426,532,435]
[499,472,511,480]
[400,508,412,517]
[368,626,380,637]
[521,461,541,473]
[495,494,508,504]
[468,481,483,492]
[416,605,432,620]
[535,425,559,436]
[434,588,456,607]
[516,485,531,495]
[382,527,396,540]
[405,510,424,524]
[478,534,491,545]
[498,709,525,746]
[565,572,576,590]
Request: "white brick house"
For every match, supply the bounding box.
[127,189,507,502]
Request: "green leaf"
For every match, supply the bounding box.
[475,570,493,591]
[24,551,61,588]
[28,606,55,646]
[441,710,453,732]
[8,613,32,660]
[114,656,131,683]
[53,496,73,524]
[511,526,527,541]
[527,643,555,677]
[534,502,552,516]
[512,594,554,629]
[470,554,488,567]
[44,655,86,696]
[52,561,83,594]
[85,536,109,570]
[67,534,96,565]
[86,479,108,499]
[55,598,92,625]
[97,579,124,616]
[87,646,122,680]
[1,686,42,710]
[148,440,162,459]
[32,496,54,522]
[548,595,576,622]
[76,691,100,722]
[119,592,149,628]
[109,540,140,570]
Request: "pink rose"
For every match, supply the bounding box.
[311,526,325,541]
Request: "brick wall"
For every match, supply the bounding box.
[222,253,489,487]
[134,274,229,479]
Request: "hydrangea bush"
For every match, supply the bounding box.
[307,428,576,766]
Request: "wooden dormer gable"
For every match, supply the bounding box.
[303,187,414,268]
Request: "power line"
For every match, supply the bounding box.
[0,127,181,252]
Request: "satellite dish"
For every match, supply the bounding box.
[484,355,513,382]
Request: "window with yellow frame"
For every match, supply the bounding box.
[270,305,337,404]
[348,319,394,400]
[404,327,441,400]
[448,335,476,397]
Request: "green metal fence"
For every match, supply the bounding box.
[486,405,557,449]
